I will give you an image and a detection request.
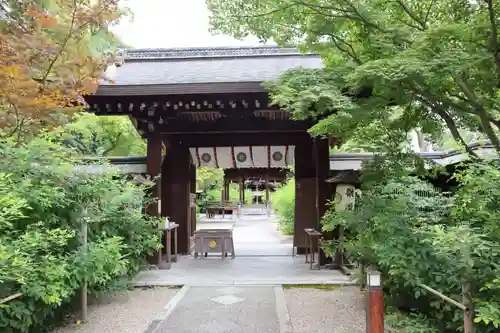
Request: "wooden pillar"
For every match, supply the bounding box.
[225,181,230,201]
[161,140,191,254]
[146,134,162,264]
[314,138,330,224]
[366,271,384,333]
[265,175,270,204]
[314,138,331,265]
[242,179,246,203]
[189,165,196,237]
[293,137,330,260]
[239,179,244,203]
[294,137,316,254]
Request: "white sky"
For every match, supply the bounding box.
[111,0,270,48]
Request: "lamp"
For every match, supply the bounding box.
[367,270,382,287]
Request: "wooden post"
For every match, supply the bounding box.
[146,134,163,265]
[360,263,366,291]
[189,165,196,238]
[463,281,473,333]
[294,137,316,255]
[225,181,230,201]
[265,181,270,203]
[314,138,330,265]
[161,141,191,254]
[366,271,384,333]
[81,209,88,322]
[239,179,244,203]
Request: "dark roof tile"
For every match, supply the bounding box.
[97,46,322,95]
[118,46,311,60]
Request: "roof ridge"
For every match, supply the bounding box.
[117,45,315,60]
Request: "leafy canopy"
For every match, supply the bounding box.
[50,114,146,156]
[0,0,128,142]
[207,0,500,153]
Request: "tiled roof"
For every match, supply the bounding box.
[96,46,322,95]
[117,46,311,60]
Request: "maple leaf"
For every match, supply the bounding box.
[0,0,127,143]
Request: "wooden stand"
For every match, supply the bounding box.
[158,223,179,269]
[304,228,322,270]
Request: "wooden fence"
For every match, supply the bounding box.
[364,270,473,333]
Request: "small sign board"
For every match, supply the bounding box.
[190,193,196,207]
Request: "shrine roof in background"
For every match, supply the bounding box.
[223,167,289,182]
[72,141,496,175]
[96,46,322,96]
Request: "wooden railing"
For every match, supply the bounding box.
[364,270,473,333]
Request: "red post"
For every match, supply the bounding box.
[366,271,384,333]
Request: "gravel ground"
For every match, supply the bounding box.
[284,286,365,333]
[53,287,179,333]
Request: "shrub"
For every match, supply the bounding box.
[322,160,500,333]
[273,179,295,235]
[0,138,161,332]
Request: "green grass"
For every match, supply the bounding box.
[282,284,342,290]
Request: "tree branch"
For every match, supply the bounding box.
[295,0,385,32]
[417,96,478,157]
[231,3,299,19]
[434,109,478,158]
[0,86,24,137]
[395,0,426,30]
[423,0,435,26]
[41,0,78,83]
[455,74,500,151]
[486,0,500,79]
[326,33,362,64]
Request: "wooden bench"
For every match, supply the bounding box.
[206,202,239,218]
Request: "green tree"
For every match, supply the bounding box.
[207,0,500,154]
[196,167,224,192]
[50,114,146,156]
[0,0,128,142]
[321,158,500,332]
[0,137,160,332]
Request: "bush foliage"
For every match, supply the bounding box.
[0,138,161,332]
[322,157,500,332]
[272,179,295,235]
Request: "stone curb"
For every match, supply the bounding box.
[143,285,190,333]
[133,281,359,287]
[274,286,294,333]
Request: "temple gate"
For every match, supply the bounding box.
[84,46,335,263]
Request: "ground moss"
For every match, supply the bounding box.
[282,284,342,290]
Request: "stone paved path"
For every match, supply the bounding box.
[150,286,283,333]
[134,214,350,286]
[54,211,363,333]
[232,215,293,256]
